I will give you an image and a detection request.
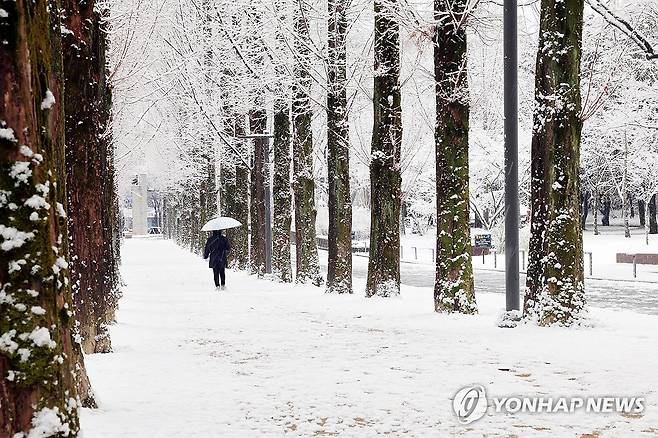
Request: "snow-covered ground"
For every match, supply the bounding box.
[80,238,658,437]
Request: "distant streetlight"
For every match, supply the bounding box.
[504,0,520,311]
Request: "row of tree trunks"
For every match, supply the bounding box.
[292,0,322,285]
[584,195,657,232]
[0,0,81,435]
[326,0,353,294]
[525,0,586,325]
[366,0,402,297]
[433,0,476,314]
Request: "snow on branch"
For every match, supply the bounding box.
[587,0,658,60]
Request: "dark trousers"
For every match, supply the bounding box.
[213,265,226,287]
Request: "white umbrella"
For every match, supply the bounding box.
[201,217,242,231]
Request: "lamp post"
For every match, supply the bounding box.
[504,0,520,311]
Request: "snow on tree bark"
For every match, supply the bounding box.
[292,0,322,286]
[433,0,476,314]
[273,103,293,282]
[524,0,586,326]
[326,0,353,294]
[366,0,402,297]
[1,0,81,434]
[62,0,119,359]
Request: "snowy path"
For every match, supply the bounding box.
[81,239,658,437]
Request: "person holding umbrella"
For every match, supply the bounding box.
[203,230,230,290]
[201,217,241,290]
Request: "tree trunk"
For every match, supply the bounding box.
[219,127,236,266]
[593,190,599,235]
[650,194,657,234]
[326,0,353,294]
[0,0,81,434]
[62,0,118,355]
[232,116,250,269]
[524,0,585,326]
[623,136,630,238]
[366,0,402,297]
[601,197,611,226]
[272,103,293,282]
[203,156,217,245]
[199,0,217,255]
[473,212,483,229]
[220,154,236,220]
[581,191,589,228]
[249,109,268,277]
[433,0,476,314]
[639,199,646,227]
[292,1,322,285]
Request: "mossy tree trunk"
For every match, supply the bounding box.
[524,0,585,326]
[62,0,119,355]
[326,0,353,294]
[433,0,476,314]
[292,1,322,286]
[366,0,402,297]
[250,109,267,277]
[0,0,81,435]
[272,103,293,282]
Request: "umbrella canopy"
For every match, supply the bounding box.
[201,217,242,231]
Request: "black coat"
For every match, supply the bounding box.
[203,234,231,269]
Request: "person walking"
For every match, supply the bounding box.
[203,230,231,290]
